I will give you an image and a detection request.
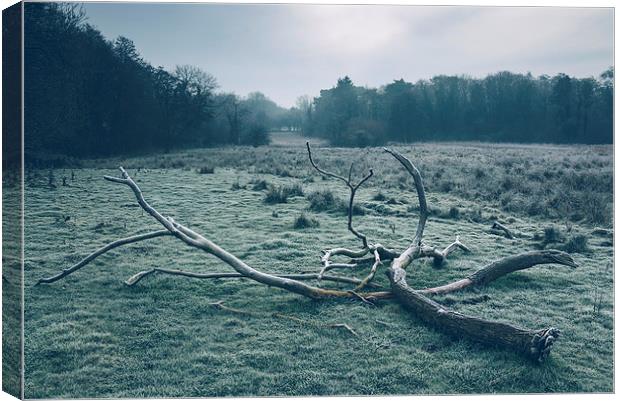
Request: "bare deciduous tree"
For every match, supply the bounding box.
[38,144,577,362]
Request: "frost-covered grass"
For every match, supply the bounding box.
[80,141,613,226]
[21,141,613,397]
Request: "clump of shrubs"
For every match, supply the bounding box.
[197,166,214,174]
[469,208,484,223]
[264,184,305,204]
[447,206,460,219]
[264,186,289,204]
[231,180,245,191]
[373,192,387,201]
[166,159,187,169]
[307,190,364,215]
[250,179,269,191]
[579,192,611,226]
[282,184,304,198]
[543,225,563,245]
[307,190,340,212]
[293,213,320,229]
[563,234,589,254]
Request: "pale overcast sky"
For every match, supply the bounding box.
[81,3,614,107]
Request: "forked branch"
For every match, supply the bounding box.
[41,167,389,302]
[307,142,373,248]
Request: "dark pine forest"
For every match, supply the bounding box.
[20,3,614,165]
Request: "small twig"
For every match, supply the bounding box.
[327,323,358,337]
[347,290,376,306]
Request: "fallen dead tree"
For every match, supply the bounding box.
[38,143,577,362]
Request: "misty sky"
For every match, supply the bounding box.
[81,3,614,107]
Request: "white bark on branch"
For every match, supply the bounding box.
[124,268,382,288]
[383,147,428,245]
[418,250,577,295]
[36,229,172,285]
[56,167,387,302]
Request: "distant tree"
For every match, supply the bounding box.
[243,92,288,130]
[243,110,270,147]
[295,95,314,134]
[384,79,416,141]
[222,94,248,145]
[174,65,218,96]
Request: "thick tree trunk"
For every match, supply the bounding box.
[387,266,560,362]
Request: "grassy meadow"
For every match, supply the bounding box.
[20,135,613,397]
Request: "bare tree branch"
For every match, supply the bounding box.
[383,148,428,245]
[36,230,172,285]
[306,142,350,186]
[307,142,373,248]
[418,250,577,296]
[125,268,382,288]
[419,235,471,265]
[54,167,388,302]
[355,249,382,291]
[387,266,560,362]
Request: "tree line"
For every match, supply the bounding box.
[24,3,295,163]
[23,3,612,165]
[299,72,613,146]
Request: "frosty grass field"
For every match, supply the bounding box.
[17,134,613,397]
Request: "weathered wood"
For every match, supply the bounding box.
[36,229,172,285]
[355,249,382,291]
[124,268,382,288]
[381,149,566,362]
[469,250,577,286]
[420,235,471,266]
[419,250,577,295]
[384,147,428,244]
[387,266,560,362]
[307,142,373,249]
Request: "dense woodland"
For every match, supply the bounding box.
[21,3,613,164]
[305,72,613,146]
